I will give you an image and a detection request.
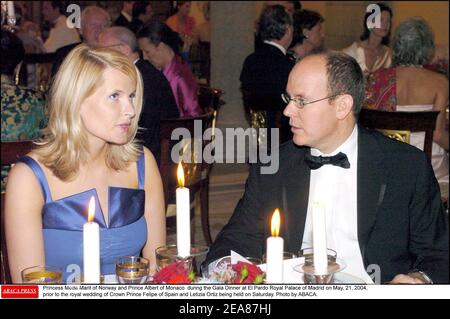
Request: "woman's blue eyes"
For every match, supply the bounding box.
[109,93,120,100]
[109,93,136,101]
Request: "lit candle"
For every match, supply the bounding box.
[266,209,284,283]
[83,196,100,283]
[312,202,328,275]
[176,162,191,257]
[6,1,14,18]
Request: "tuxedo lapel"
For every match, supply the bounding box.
[282,146,311,252]
[357,126,386,262]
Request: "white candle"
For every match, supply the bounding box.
[312,202,328,275]
[7,1,14,18]
[83,196,100,283]
[176,163,191,257]
[266,209,284,283]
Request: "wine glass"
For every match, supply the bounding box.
[21,265,63,284]
[115,256,149,284]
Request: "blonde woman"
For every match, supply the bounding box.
[5,44,166,283]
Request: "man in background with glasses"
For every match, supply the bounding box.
[204,51,448,284]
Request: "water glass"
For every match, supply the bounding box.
[21,265,63,284]
[115,256,149,284]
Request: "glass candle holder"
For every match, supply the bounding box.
[155,244,209,274]
[294,248,346,284]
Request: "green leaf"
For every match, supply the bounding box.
[188,272,196,281]
[254,274,264,284]
[240,266,249,283]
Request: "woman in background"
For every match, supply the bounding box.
[137,21,201,117]
[343,3,392,76]
[365,17,448,183]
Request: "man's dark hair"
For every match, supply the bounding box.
[290,1,302,12]
[136,20,183,56]
[1,30,25,76]
[323,51,365,116]
[290,9,324,47]
[258,5,292,42]
[48,1,66,15]
[132,1,150,19]
[360,3,393,46]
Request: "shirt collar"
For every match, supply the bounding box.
[263,40,287,55]
[121,11,132,23]
[311,125,358,163]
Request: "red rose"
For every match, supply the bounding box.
[231,261,264,284]
[152,261,195,284]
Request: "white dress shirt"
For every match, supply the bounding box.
[301,125,374,283]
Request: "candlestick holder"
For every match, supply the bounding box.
[293,248,346,284]
[155,244,209,274]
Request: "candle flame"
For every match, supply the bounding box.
[88,196,95,222]
[177,162,185,187]
[271,209,281,237]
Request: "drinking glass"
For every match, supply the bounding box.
[115,256,150,284]
[155,245,209,274]
[294,248,345,284]
[21,265,63,284]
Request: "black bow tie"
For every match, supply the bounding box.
[304,152,350,170]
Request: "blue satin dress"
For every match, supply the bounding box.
[18,154,147,282]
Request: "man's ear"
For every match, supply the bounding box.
[335,94,354,120]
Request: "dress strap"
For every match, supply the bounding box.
[137,151,145,190]
[17,156,53,203]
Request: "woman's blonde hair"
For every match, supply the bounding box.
[35,44,144,181]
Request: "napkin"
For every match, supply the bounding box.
[257,257,305,283]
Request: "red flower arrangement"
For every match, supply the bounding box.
[231,261,264,284]
[152,261,195,284]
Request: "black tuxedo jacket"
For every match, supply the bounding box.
[135,59,179,165]
[205,126,449,283]
[240,43,295,142]
[240,43,294,96]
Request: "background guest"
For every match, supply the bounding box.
[50,6,111,78]
[343,3,393,76]
[113,1,136,32]
[41,1,80,53]
[131,1,153,33]
[288,9,325,63]
[166,1,196,62]
[137,21,201,117]
[240,5,294,144]
[1,30,47,192]
[364,17,448,183]
[5,45,166,283]
[98,26,179,165]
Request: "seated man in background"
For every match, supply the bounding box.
[204,52,448,284]
[51,6,111,78]
[98,26,179,165]
[240,5,295,144]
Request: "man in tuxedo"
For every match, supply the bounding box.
[113,1,136,32]
[205,52,449,284]
[98,27,179,165]
[241,4,295,144]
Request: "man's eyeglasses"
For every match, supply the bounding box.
[281,92,343,109]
